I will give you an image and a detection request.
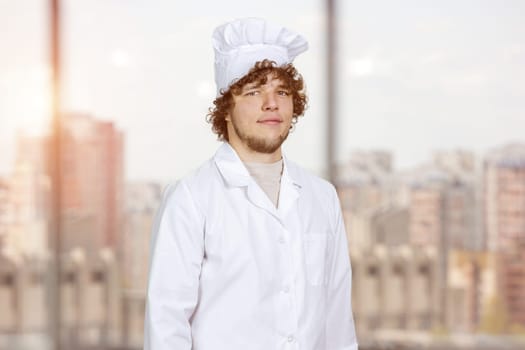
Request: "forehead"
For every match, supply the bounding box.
[242,74,287,90]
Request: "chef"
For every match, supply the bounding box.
[144,17,358,350]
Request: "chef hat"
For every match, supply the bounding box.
[212,17,309,96]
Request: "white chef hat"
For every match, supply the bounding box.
[212,17,309,96]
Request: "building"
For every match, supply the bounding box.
[60,113,125,257]
[485,144,525,252]
[409,177,476,250]
[0,178,10,252]
[123,181,162,290]
[408,150,480,251]
[1,134,52,258]
[447,250,497,332]
[336,150,400,251]
[2,114,125,258]
[484,143,525,328]
[370,206,409,247]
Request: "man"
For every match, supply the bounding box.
[144,18,358,350]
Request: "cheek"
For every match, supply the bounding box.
[234,101,258,117]
[283,96,293,108]
[283,99,294,117]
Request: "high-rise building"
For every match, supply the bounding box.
[0,134,52,258]
[407,159,480,330]
[447,250,497,332]
[408,151,479,252]
[5,114,125,257]
[0,178,10,252]
[370,206,409,247]
[433,150,484,250]
[123,182,162,290]
[433,150,476,177]
[60,113,124,257]
[485,144,525,252]
[409,181,476,250]
[7,162,50,257]
[409,181,444,247]
[336,150,399,252]
[484,143,525,328]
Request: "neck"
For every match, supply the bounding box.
[228,140,282,163]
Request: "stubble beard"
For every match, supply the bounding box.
[232,122,290,154]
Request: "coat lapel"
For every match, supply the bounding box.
[277,156,301,219]
[213,143,279,219]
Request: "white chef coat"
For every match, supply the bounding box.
[144,142,358,350]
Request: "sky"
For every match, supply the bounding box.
[1,0,524,182]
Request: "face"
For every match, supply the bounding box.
[227,74,294,156]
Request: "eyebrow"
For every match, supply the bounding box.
[242,83,261,91]
[242,82,290,92]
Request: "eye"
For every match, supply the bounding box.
[277,90,290,96]
[244,90,259,96]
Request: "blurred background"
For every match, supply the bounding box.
[1,0,525,349]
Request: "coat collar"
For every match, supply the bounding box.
[213,142,301,189]
[213,142,251,187]
[213,142,302,220]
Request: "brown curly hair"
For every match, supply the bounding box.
[206,59,308,141]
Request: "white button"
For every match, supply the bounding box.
[283,286,290,293]
[278,237,285,244]
[287,335,294,343]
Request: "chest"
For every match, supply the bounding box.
[201,184,334,283]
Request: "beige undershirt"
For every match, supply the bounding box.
[244,159,284,208]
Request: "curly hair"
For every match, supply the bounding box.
[206,59,308,141]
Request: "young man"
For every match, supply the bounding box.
[144,18,358,350]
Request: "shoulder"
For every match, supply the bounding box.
[285,159,338,200]
[285,159,342,229]
[180,157,219,192]
[160,157,219,215]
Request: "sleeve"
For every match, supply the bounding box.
[325,185,359,350]
[144,181,205,350]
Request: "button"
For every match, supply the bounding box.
[287,335,294,343]
[278,236,285,244]
[283,286,290,293]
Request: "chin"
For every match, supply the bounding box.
[245,134,289,154]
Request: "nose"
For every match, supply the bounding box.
[262,92,278,111]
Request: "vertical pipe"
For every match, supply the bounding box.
[440,194,448,329]
[49,0,62,349]
[326,0,337,183]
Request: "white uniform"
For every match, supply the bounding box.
[144,143,358,350]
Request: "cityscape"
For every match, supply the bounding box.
[2,1,525,349]
[0,112,524,349]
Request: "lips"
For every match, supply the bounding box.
[257,116,282,125]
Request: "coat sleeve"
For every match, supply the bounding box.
[144,181,205,350]
[325,185,359,350]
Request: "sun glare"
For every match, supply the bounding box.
[2,64,52,136]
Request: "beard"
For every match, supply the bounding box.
[232,121,290,154]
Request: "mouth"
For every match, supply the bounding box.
[257,117,282,125]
